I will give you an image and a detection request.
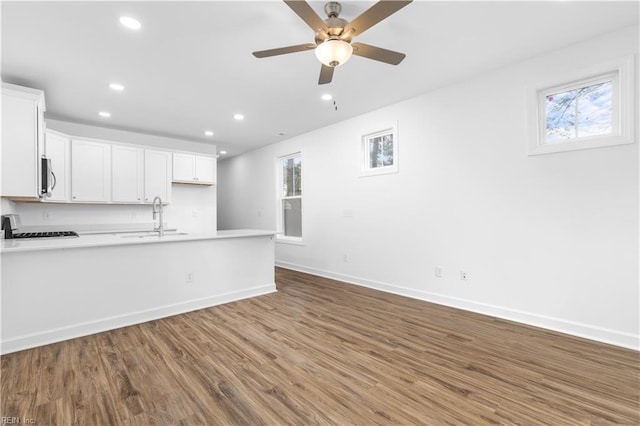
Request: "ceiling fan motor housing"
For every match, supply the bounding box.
[316,17,349,43]
[315,2,352,44]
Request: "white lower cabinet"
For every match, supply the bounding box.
[71,139,111,202]
[144,149,172,203]
[44,131,70,202]
[112,145,144,203]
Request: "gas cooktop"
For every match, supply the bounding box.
[13,231,79,239]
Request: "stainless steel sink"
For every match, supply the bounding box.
[117,231,189,239]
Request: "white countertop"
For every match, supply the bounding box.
[1,229,275,253]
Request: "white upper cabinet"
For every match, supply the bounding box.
[111,145,144,203]
[1,83,45,199]
[44,131,70,202]
[71,139,111,202]
[144,149,172,203]
[172,153,216,185]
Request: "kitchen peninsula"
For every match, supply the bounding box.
[1,230,276,354]
[0,82,278,355]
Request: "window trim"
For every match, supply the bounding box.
[527,54,635,156]
[275,152,303,244]
[359,121,399,177]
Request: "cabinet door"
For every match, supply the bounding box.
[172,153,195,182]
[112,145,143,203]
[44,132,70,202]
[71,139,111,202]
[144,149,171,203]
[195,156,216,184]
[0,89,41,198]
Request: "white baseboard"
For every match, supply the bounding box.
[276,261,639,351]
[1,284,277,354]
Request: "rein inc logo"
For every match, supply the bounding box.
[1,417,35,424]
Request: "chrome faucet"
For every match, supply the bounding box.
[152,196,164,237]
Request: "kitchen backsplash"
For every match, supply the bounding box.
[4,183,216,234]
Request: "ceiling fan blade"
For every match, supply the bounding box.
[351,42,406,65]
[283,0,329,33]
[318,64,334,85]
[343,1,412,38]
[253,43,316,58]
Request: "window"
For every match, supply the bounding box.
[360,122,398,176]
[277,153,302,242]
[545,76,613,142]
[527,55,634,155]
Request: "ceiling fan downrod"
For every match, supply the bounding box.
[324,2,342,19]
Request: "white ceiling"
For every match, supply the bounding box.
[2,1,638,157]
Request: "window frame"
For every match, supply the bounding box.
[359,121,399,177]
[275,152,303,245]
[527,55,635,156]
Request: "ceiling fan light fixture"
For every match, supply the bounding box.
[315,39,353,67]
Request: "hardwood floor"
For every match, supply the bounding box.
[2,267,638,425]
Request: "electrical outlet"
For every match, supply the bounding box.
[43,211,51,221]
[186,272,194,283]
[460,271,468,280]
[435,266,443,278]
[343,254,349,263]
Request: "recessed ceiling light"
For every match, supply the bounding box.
[233,113,244,121]
[99,111,111,118]
[219,150,227,155]
[119,16,141,30]
[204,130,214,137]
[321,94,333,101]
[109,83,125,91]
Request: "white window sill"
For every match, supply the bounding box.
[528,134,634,156]
[359,165,399,177]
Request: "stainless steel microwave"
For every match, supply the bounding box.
[40,156,55,198]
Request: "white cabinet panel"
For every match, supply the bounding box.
[195,156,216,183]
[172,153,194,182]
[1,84,45,199]
[112,145,143,203]
[44,131,70,202]
[144,149,171,203]
[71,139,111,202]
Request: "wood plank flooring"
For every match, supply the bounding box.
[2,267,639,425]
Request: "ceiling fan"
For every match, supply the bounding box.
[252,0,412,85]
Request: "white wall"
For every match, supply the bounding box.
[218,26,639,349]
[3,120,217,234]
